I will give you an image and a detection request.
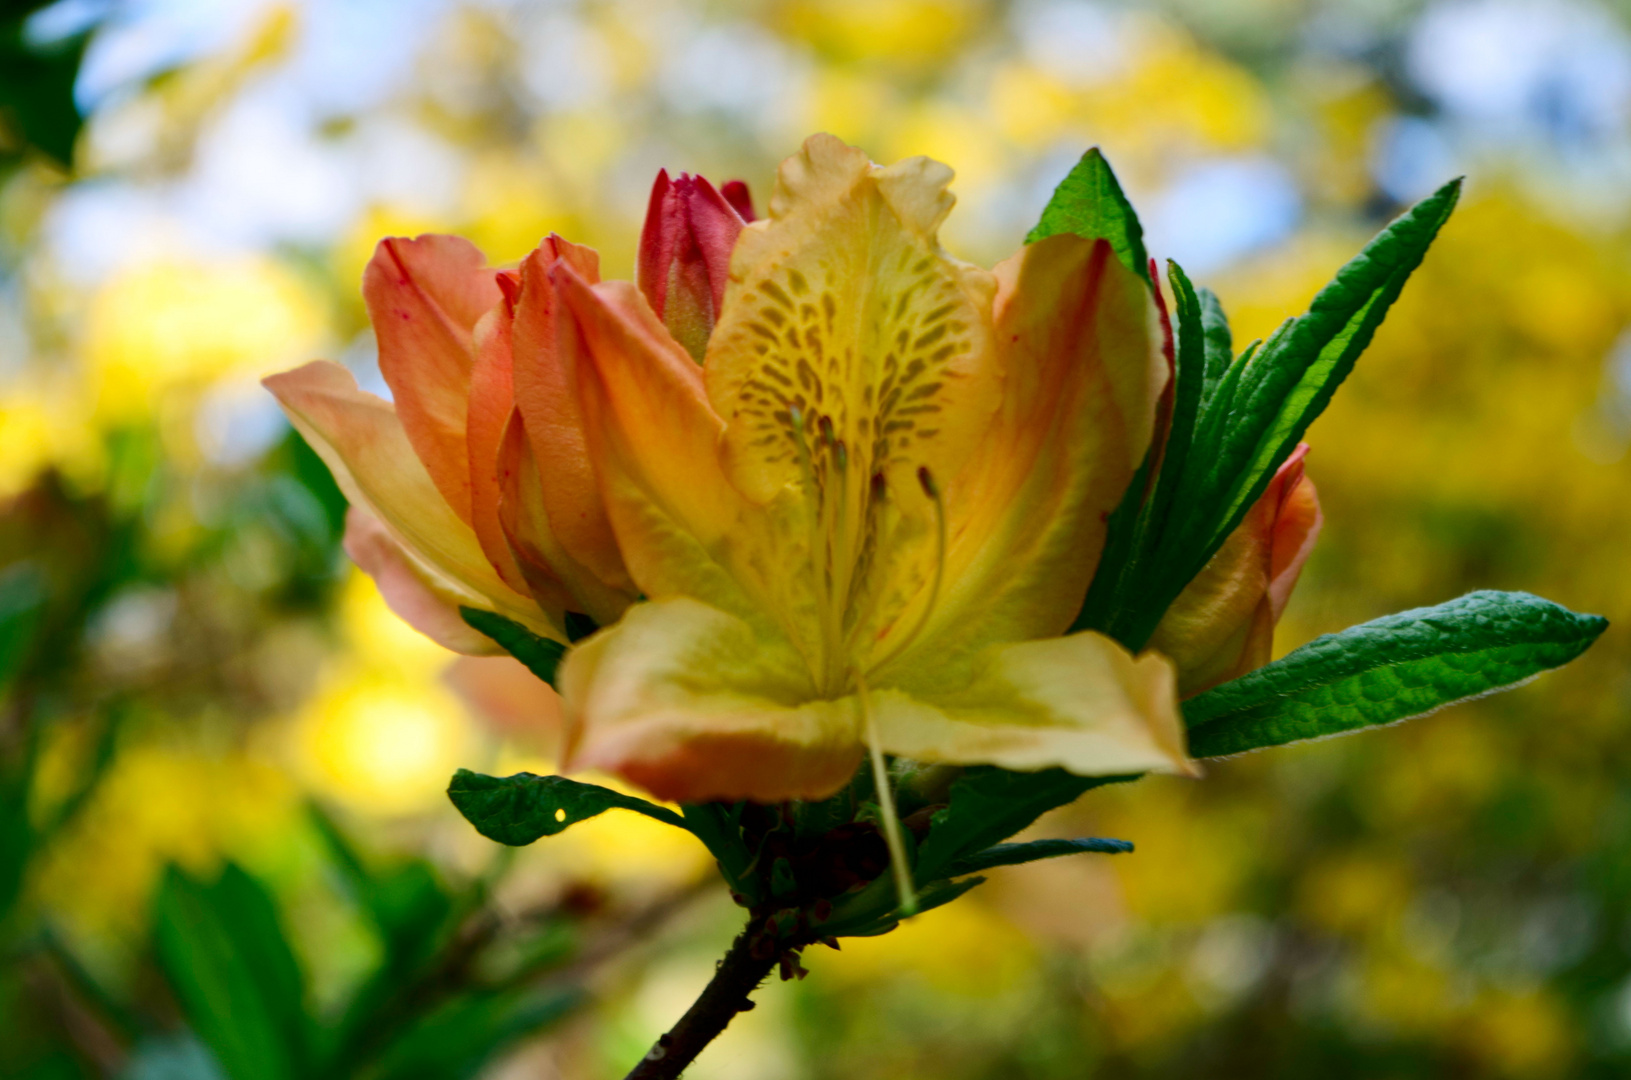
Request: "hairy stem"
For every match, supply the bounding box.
[623,925,780,1080]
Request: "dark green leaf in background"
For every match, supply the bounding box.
[0,1,93,170]
[1184,591,1608,758]
[447,769,686,846]
[152,864,313,1080]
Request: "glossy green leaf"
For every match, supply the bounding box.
[1184,591,1607,758]
[945,837,1133,877]
[1026,147,1150,284]
[1078,180,1461,651]
[447,769,685,846]
[459,609,566,686]
[912,767,1137,884]
[1182,179,1462,582]
[1197,286,1233,410]
[152,864,311,1080]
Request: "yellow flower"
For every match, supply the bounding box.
[553,135,1195,803]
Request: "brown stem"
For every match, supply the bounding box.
[622,925,781,1080]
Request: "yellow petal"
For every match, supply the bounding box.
[700,134,1004,673]
[708,134,997,508]
[873,631,1196,778]
[342,508,503,656]
[558,598,864,802]
[364,234,502,525]
[263,360,561,642]
[884,233,1165,678]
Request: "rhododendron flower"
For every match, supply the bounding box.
[1148,444,1322,697]
[552,135,1196,804]
[264,233,638,653]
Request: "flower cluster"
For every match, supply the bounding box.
[266,135,1319,805]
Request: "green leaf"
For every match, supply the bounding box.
[682,802,762,905]
[1025,147,1150,284]
[1182,179,1462,580]
[1185,591,1607,759]
[459,609,565,686]
[1197,286,1233,411]
[152,864,312,1080]
[945,837,1133,877]
[447,769,686,846]
[823,874,988,939]
[912,767,1137,884]
[1078,180,1462,651]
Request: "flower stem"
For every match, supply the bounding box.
[622,925,780,1080]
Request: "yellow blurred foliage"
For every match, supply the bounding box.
[34,743,298,941]
[774,0,987,68]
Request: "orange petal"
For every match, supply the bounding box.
[364,234,502,525]
[343,508,502,655]
[510,238,634,594]
[263,360,560,642]
[552,264,763,622]
[496,408,633,626]
[466,291,529,594]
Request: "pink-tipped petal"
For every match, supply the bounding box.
[343,508,503,655]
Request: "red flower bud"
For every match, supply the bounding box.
[636,170,750,361]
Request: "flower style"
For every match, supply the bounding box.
[263,232,638,653]
[553,135,1196,803]
[1148,444,1322,697]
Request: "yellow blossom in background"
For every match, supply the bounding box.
[83,258,327,430]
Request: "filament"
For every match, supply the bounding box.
[856,669,917,916]
[866,465,947,678]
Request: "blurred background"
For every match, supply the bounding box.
[1,0,1629,1076]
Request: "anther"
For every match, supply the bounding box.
[916,465,939,499]
[818,414,834,445]
[870,471,887,503]
[834,440,848,472]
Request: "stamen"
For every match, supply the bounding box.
[867,465,948,677]
[855,669,917,916]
